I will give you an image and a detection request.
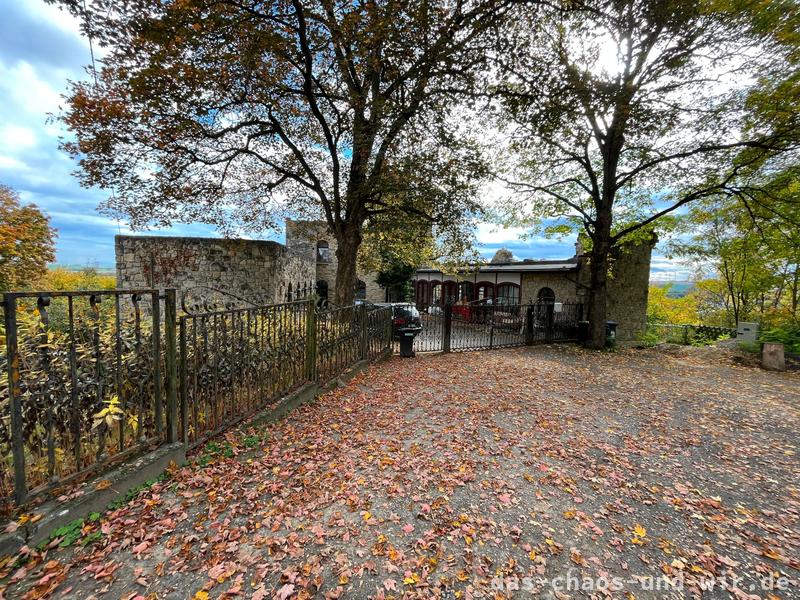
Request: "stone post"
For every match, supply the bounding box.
[762,342,786,371]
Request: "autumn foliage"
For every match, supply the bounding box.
[0,184,56,292]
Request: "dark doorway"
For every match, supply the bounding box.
[316,279,329,300]
[537,287,556,304]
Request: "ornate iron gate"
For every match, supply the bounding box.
[411,302,583,353]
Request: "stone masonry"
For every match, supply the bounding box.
[116,221,385,308]
[115,235,315,306]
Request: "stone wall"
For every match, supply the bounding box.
[574,238,654,341]
[363,275,386,303]
[115,235,316,306]
[520,272,580,305]
[285,219,385,303]
[606,240,653,341]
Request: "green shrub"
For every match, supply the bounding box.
[636,328,662,347]
[738,341,761,354]
[760,325,800,354]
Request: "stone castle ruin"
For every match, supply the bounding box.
[116,221,654,339]
[115,220,384,308]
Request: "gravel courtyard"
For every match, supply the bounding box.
[2,345,798,599]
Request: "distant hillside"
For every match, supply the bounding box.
[651,281,695,298]
[51,263,115,274]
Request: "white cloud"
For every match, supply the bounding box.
[474,222,531,245]
[0,60,66,121]
[0,124,37,150]
[22,1,85,39]
[0,155,31,171]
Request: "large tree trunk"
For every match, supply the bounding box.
[587,242,610,349]
[587,210,613,349]
[333,222,362,305]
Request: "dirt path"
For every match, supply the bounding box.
[2,345,798,599]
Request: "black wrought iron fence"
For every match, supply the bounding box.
[178,301,309,449]
[646,323,736,345]
[1,289,177,511]
[365,306,393,362]
[1,290,392,512]
[411,301,584,353]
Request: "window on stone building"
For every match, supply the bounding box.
[316,240,331,263]
[496,283,520,306]
[458,281,474,303]
[442,281,457,305]
[415,280,428,306]
[476,282,494,301]
[430,281,442,305]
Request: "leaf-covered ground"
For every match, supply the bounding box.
[2,345,798,599]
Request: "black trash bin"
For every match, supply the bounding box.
[605,320,618,346]
[399,327,419,358]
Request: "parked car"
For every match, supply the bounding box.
[376,302,422,338]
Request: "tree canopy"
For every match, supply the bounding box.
[674,165,800,326]
[0,184,56,292]
[495,0,799,346]
[56,0,508,303]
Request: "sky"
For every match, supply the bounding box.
[0,0,690,281]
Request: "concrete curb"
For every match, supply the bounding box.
[0,443,185,558]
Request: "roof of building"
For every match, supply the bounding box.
[417,256,580,274]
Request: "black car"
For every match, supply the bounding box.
[376,302,422,338]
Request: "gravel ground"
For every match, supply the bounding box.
[1,344,798,600]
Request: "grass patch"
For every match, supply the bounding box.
[107,472,168,511]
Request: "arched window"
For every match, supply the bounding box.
[537,287,556,304]
[496,283,520,306]
[316,279,329,300]
[442,281,457,305]
[476,282,495,301]
[415,280,428,306]
[458,281,474,303]
[316,240,331,263]
[430,281,442,305]
[355,279,367,300]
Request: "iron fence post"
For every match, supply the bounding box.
[3,294,27,505]
[164,288,178,443]
[386,308,392,354]
[151,291,163,439]
[545,303,555,343]
[683,325,689,345]
[305,298,317,382]
[359,303,368,361]
[525,305,534,345]
[443,304,452,353]
[489,305,495,350]
[179,316,188,447]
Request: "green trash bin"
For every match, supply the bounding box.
[605,321,618,346]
